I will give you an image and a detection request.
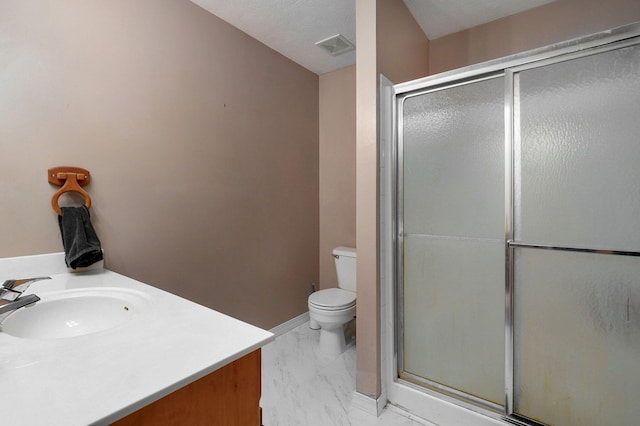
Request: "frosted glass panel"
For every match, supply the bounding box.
[403,236,504,404]
[514,248,640,426]
[516,45,640,251]
[401,76,505,405]
[403,77,504,238]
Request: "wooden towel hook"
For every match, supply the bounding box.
[48,166,92,215]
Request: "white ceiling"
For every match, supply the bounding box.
[190,0,556,75]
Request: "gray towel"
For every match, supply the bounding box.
[58,206,103,269]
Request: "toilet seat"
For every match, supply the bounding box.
[308,288,355,311]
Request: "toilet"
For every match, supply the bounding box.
[308,246,356,355]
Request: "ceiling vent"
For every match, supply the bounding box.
[315,34,355,56]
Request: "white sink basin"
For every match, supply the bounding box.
[0,288,150,339]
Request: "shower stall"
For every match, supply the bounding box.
[383,24,640,426]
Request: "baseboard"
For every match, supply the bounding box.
[269,312,310,337]
[351,391,386,417]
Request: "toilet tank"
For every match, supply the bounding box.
[333,247,356,292]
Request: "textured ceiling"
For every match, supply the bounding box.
[404,0,556,39]
[190,0,356,75]
[190,0,556,75]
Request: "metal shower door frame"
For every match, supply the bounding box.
[391,22,640,426]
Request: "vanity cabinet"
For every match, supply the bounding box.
[112,349,262,426]
[0,257,273,426]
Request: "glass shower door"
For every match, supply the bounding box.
[393,27,640,426]
[512,43,640,425]
[400,75,506,407]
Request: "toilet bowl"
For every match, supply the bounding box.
[309,288,356,355]
[308,247,356,355]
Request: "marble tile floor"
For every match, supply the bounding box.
[261,321,431,426]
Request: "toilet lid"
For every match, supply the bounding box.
[309,288,356,310]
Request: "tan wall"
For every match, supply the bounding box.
[430,0,640,74]
[376,0,430,84]
[355,0,429,399]
[0,0,319,329]
[319,65,356,290]
[356,0,379,398]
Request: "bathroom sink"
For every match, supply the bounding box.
[0,288,149,339]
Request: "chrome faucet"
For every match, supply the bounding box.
[0,277,51,322]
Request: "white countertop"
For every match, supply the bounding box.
[0,253,274,425]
